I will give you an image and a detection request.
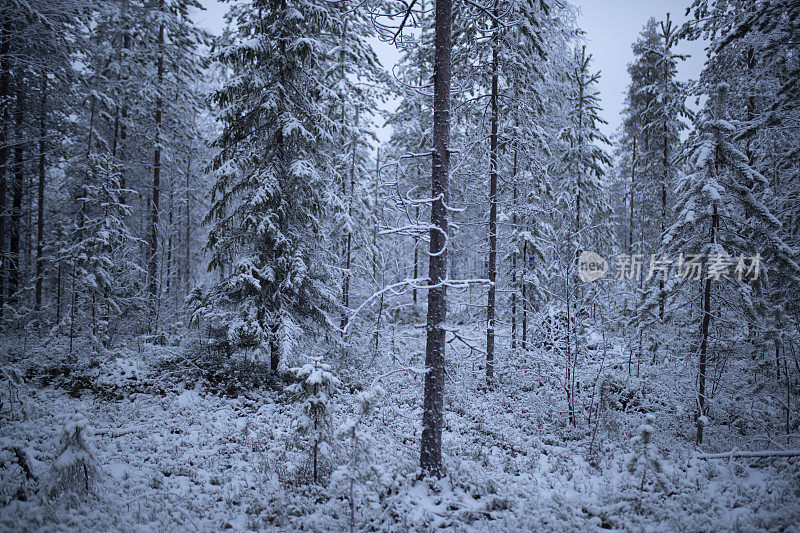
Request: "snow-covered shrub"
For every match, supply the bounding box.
[288,357,341,484]
[1,366,25,419]
[626,414,668,508]
[44,413,101,499]
[332,385,385,531]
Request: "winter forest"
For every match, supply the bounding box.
[1,0,799,529]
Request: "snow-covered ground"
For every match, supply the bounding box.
[2,322,799,531]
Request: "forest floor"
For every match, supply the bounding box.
[2,317,799,531]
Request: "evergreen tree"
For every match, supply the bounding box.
[665,82,800,443]
[206,0,340,371]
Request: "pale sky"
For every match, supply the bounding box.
[194,0,707,141]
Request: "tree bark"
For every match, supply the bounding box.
[521,238,527,350]
[420,0,452,478]
[270,320,280,372]
[341,109,357,330]
[629,137,636,254]
[148,1,165,332]
[485,0,499,385]
[9,86,24,302]
[184,146,191,296]
[0,21,10,315]
[35,74,46,310]
[511,152,517,351]
[697,204,717,445]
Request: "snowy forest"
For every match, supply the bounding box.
[1,0,799,529]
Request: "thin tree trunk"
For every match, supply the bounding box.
[485,2,499,385]
[9,86,24,302]
[270,320,280,372]
[35,74,46,311]
[420,0,452,477]
[117,0,130,205]
[167,186,173,304]
[341,109,357,330]
[511,151,517,351]
[697,204,717,445]
[56,259,62,323]
[184,146,191,296]
[148,1,165,333]
[413,204,419,305]
[521,238,527,350]
[373,148,382,353]
[0,21,10,316]
[660,64,668,321]
[629,137,635,254]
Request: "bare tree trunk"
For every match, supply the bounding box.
[184,146,191,296]
[166,186,173,306]
[148,1,165,333]
[270,320,280,372]
[373,148,382,352]
[35,74,46,311]
[117,0,130,206]
[0,21,10,316]
[413,204,419,305]
[420,0,452,477]
[697,204,717,445]
[56,259,62,323]
[629,137,635,254]
[485,2,499,385]
[660,101,667,322]
[511,155,517,350]
[341,109,357,330]
[521,238,527,350]
[9,86,24,302]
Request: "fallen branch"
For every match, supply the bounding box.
[93,426,146,438]
[697,449,800,460]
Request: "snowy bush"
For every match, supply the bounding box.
[332,385,385,531]
[626,414,668,508]
[288,357,341,484]
[44,413,101,499]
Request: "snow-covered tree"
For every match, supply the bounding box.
[205,0,341,371]
[665,82,800,443]
[289,357,341,484]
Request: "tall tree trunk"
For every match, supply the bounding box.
[373,148,382,352]
[166,187,173,303]
[511,151,517,351]
[148,2,165,333]
[270,320,280,372]
[629,137,636,254]
[485,3,499,385]
[0,22,10,315]
[9,86,24,302]
[521,238,527,350]
[413,201,419,304]
[35,74,46,311]
[420,0,452,477]
[575,48,585,245]
[660,57,668,322]
[341,109,357,330]
[117,0,131,205]
[184,145,191,296]
[697,204,717,445]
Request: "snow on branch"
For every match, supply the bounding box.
[696,449,800,460]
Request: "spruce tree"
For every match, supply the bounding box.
[206,0,340,371]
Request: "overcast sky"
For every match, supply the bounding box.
[194,0,707,141]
